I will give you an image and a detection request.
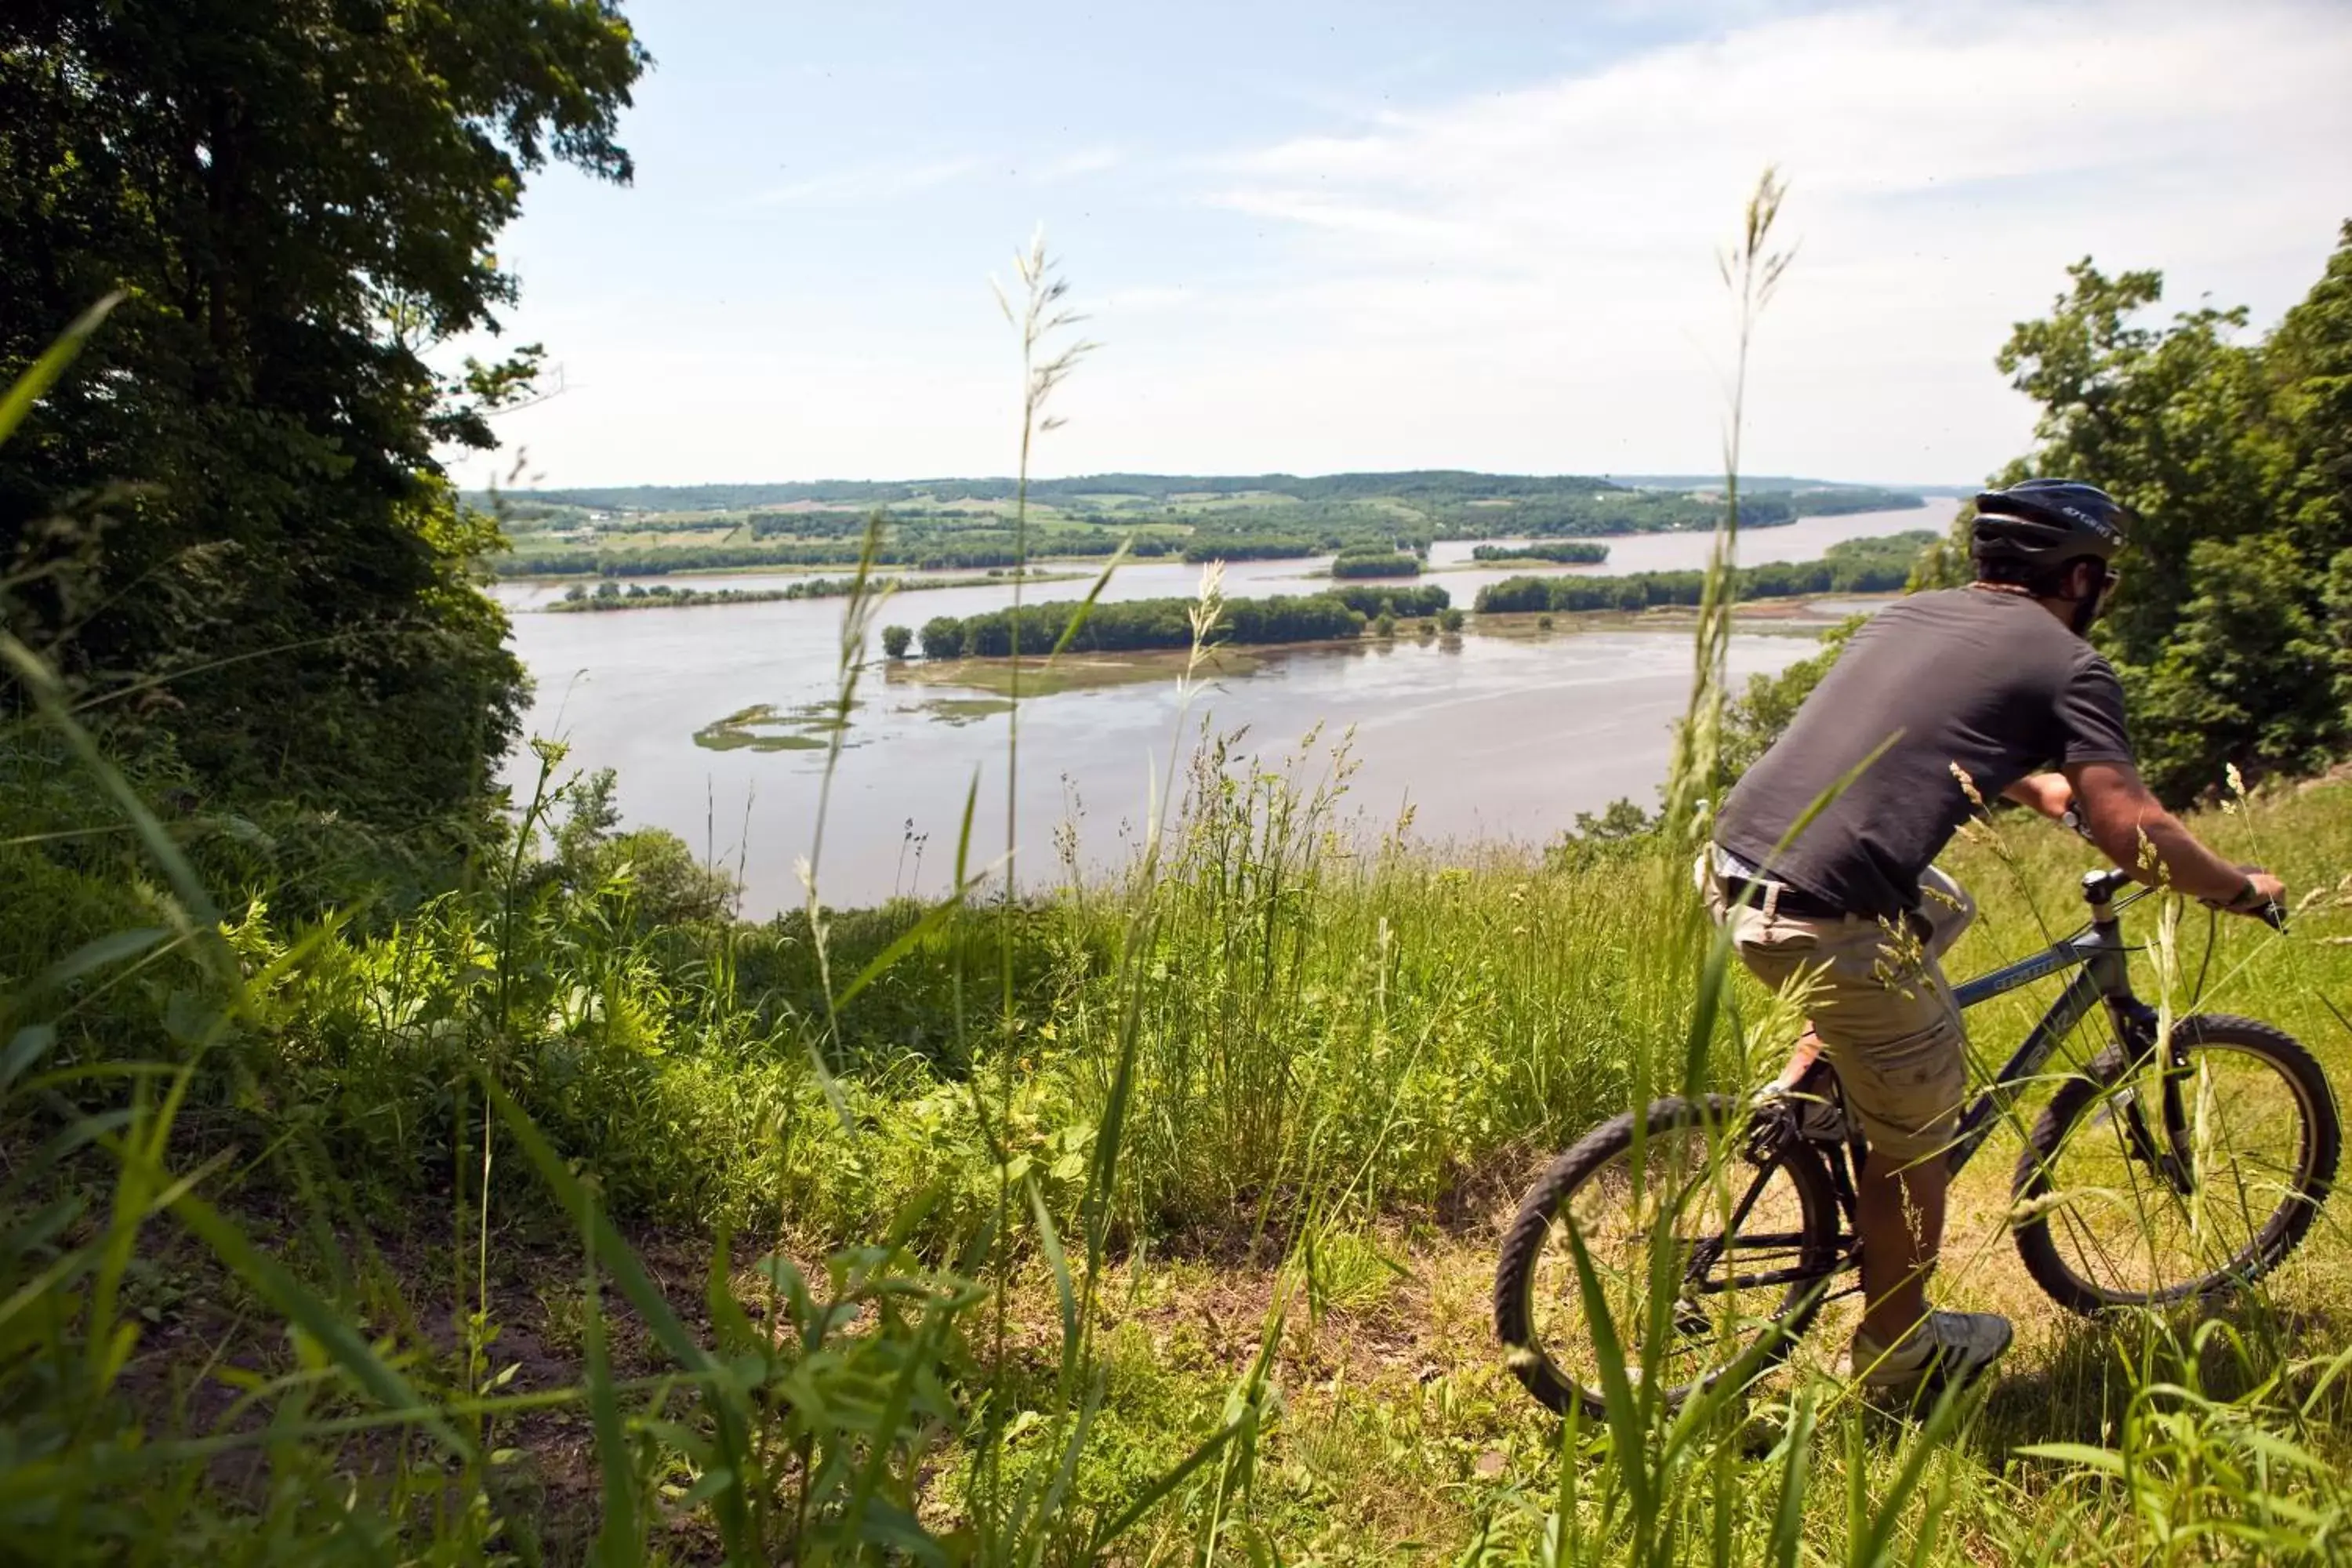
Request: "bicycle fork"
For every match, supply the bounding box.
[2107,1000,2199,1197]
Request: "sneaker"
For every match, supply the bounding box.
[1851,1311,2013,1403]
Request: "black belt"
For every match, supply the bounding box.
[1716,873,1846,920]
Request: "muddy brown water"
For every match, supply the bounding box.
[495,502,1954,914]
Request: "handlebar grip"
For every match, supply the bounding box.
[2237,864,2288,928]
[2198,866,2287,930]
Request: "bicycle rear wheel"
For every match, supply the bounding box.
[1494,1094,1842,1420]
[2013,1014,2339,1312]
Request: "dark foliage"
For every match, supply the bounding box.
[1325,584,1450,617]
[1471,541,1610,564]
[1475,532,1933,614]
[1329,551,1422,579]
[915,593,1370,658]
[1432,486,1922,539]
[1911,228,2352,800]
[1181,535,1319,563]
[0,0,645,837]
[510,526,1160,578]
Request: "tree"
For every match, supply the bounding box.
[1974,234,2352,798]
[880,625,913,660]
[0,1,646,835]
[2268,223,2352,591]
[1544,796,1660,870]
[2132,535,2340,793]
[919,617,964,660]
[552,767,736,926]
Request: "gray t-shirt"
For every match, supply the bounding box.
[1714,587,2135,919]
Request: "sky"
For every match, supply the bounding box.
[448,0,2352,492]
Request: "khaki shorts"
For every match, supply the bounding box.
[1700,857,1975,1164]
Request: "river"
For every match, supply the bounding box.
[495,499,1955,913]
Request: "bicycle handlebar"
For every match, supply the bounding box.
[2199,863,2288,931]
[2086,864,2286,930]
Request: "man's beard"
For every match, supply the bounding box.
[2071,569,2120,637]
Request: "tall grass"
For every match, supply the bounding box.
[8,187,2352,1565]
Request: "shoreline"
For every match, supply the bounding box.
[492,555,1132,586]
[535,568,1092,612]
[491,502,1929,585]
[884,593,1871,695]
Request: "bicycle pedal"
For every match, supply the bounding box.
[1740,1114,1786,1164]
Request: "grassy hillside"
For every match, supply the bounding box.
[8,667,2352,1559]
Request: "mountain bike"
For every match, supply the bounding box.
[1494,867,2340,1418]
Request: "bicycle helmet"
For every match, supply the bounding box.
[1970,479,2132,567]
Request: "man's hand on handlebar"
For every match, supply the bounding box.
[2067,762,2286,920]
[2209,868,2288,928]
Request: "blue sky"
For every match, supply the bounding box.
[452,0,2352,490]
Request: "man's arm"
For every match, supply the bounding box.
[2001,772,2072,820]
[2064,760,2284,908]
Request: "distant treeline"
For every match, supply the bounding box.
[1435,486,1922,539]
[1475,531,1936,614]
[1330,550,1423,578]
[501,531,1174,578]
[1182,535,1319,562]
[485,470,1638,514]
[746,510,877,538]
[491,479,1927,579]
[913,593,1374,659]
[546,571,1054,612]
[1766,488,1929,519]
[1471,541,1610,564]
[1606,474,1960,495]
[1327,584,1449,617]
[553,581,837,612]
[741,507,1108,539]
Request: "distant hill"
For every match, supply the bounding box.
[478,470,1935,579]
[473,470,1945,512]
[1606,474,1974,496]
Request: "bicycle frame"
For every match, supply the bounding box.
[1736,869,2166,1276]
[1941,869,2159,1176]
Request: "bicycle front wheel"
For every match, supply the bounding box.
[1494,1094,1842,1420]
[2013,1014,2340,1312]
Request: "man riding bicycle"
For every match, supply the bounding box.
[1705,479,2286,1401]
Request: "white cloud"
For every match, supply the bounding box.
[483,1,2352,487]
[1131,0,2352,482]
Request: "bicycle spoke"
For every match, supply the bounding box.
[2034,1037,2314,1300]
[1522,1116,1831,1406]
